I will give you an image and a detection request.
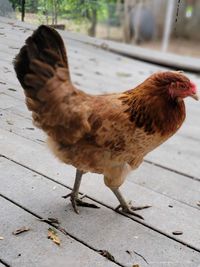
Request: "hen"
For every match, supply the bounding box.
[14,26,198,219]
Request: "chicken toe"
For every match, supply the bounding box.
[111,188,151,220]
[63,192,99,213]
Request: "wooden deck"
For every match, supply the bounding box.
[0,17,200,267]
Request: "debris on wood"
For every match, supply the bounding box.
[39,217,60,225]
[12,226,30,235]
[98,250,115,261]
[126,250,131,255]
[57,226,68,236]
[3,67,11,73]
[100,42,109,50]
[168,204,173,208]
[48,228,61,246]
[47,218,60,224]
[74,72,83,77]
[133,250,148,264]
[74,81,80,86]
[172,231,183,235]
[36,139,45,143]
[8,88,17,92]
[6,119,13,125]
[116,72,132,78]
[25,127,35,130]
[9,46,19,50]
[197,201,200,207]
[132,265,140,267]
[0,236,4,240]
[0,81,6,85]
[95,71,102,75]
[89,58,97,62]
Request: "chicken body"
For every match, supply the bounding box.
[14,25,198,219]
[48,92,170,188]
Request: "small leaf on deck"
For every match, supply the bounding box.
[48,228,61,245]
[116,72,132,77]
[172,231,183,235]
[98,250,115,261]
[12,226,30,235]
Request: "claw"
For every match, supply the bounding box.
[62,192,80,213]
[131,205,152,211]
[62,192,99,213]
[115,204,144,220]
[115,203,152,220]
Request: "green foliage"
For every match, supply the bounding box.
[60,0,108,22]
[9,0,38,12]
[8,0,20,10]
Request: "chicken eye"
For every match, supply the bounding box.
[178,83,186,90]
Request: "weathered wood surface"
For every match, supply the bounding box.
[0,16,200,72]
[0,16,200,267]
[1,156,200,267]
[0,195,118,267]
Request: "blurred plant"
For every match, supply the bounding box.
[38,0,62,24]
[60,0,97,36]
[60,0,117,36]
[8,0,119,36]
[9,0,20,10]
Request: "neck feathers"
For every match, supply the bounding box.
[120,84,186,136]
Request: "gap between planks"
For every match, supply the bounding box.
[145,160,200,183]
[1,154,200,254]
[0,259,9,267]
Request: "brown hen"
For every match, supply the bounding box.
[14,26,198,219]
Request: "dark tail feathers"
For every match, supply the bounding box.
[14,25,70,91]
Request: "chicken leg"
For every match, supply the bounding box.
[111,188,151,220]
[63,169,99,213]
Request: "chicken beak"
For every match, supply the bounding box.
[190,93,199,101]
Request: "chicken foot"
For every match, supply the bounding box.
[110,188,151,220]
[62,169,99,213]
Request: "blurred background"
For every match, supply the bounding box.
[1,0,199,58]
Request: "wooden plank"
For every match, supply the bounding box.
[1,157,200,267]
[0,108,45,143]
[0,196,118,267]
[127,162,200,208]
[146,134,200,178]
[0,129,200,251]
